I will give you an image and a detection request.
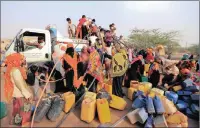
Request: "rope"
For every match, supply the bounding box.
[28,62,65,83]
[31,59,61,128]
[36,76,65,83]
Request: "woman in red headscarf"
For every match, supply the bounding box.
[4,53,33,126]
[145,48,154,63]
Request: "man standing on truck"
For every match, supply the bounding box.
[26,36,45,49]
[76,15,87,39]
[66,18,76,38]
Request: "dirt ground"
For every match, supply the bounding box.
[0,67,199,127]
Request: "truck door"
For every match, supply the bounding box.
[14,30,51,63]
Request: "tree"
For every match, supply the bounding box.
[127,28,180,53]
[187,44,199,55]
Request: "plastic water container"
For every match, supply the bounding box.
[144,115,154,128]
[182,96,191,103]
[137,107,148,124]
[176,101,189,111]
[47,97,65,122]
[34,98,52,122]
[151,88,164,96]
[146,96,155,114]
[191,94,199,101]
[127,108,140,124]
[183,78,193,88]
[186,108,199,120]
[132,96,146,109]
[165,91,178,104]
[153,96,165,114]
[142,76,148,82]
[0,102,7,119]
[132,90,144,101]
[190,104,199,114]
[153,115,168,127]
[177,91,192,96]
[172,85,182,92]
[185,85,199,92]
[31,105,35,112]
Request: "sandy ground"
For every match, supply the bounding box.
[0,67,199,127]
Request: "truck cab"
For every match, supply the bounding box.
[4,25,88,64]
[5,28,51,63]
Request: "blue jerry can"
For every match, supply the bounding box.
[144,115,154,128]
[153,96,165,114]
[137,107,148,124]
[182,78,193,88]
[176,101,189,111]
[181,96,191,103]
[191,94,199,101]
[185,85,199,92]
[153,115,168,127]
[165,91,178,104]
[0,102,7,119]
[190,104,199,114]
[186,108,199,120]
[132,91,144,101]
[177,91,192,96]
[132,95,146,109]
[146,96,155,114]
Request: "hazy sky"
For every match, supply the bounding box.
[1,1,199,46]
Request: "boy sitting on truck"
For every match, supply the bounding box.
[26,36,45,49]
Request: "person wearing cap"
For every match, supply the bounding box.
[66,18,76,38]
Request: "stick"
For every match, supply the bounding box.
[31,59,61,128]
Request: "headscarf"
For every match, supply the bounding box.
[182,54,189,60]
[181,68,191,78]
[146,48,154,62]
[4,53,27,103]
[131,55,143,64]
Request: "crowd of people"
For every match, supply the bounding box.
[2,15,200,127]
[66,15,116,40]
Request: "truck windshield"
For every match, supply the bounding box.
[5,29,22,51]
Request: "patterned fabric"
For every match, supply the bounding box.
[63,51,84,88]
[87,50,103,82]
[11,97,32,126]
[4,53,27,103]
[148,62,160,77]
[112,51,128,77]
